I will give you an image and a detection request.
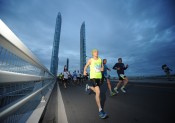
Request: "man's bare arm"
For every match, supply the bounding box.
[84,59,91,75]
[107,68,111,71]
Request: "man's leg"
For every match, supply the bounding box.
[87,80,102,109]
[166,72,171,80]
[88,86,102,110]
[94,86,102,111]
[86,79,107,118]
[62,79,64,85]
[123,77,128,87]
[64,79,67,88]
[74,79,77,85]
[107,79,112,92]
[107,79,116,96]
[114,80,122,93]
[89,86,95,92]
[78,78,80,85]
[121,77,128,93]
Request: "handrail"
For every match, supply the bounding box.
[0,80,54,120]
[0,20,56,122]
[0,20,53,76]
[0,70,53,83]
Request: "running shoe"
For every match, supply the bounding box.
[110,92,116,96]
[114,87,119,94]
[85,84,91,95]
[85,84,88,91]
[99,110,107,119]
[121,87,126,93]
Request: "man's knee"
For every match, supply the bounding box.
[118,80,122,84]
[124,78,128,83]
[95,87,100,94]
[107,80,110,84]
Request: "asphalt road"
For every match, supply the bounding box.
[59,81,175,123]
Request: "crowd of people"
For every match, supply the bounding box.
[57,70,88,88]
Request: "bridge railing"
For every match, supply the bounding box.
[0,20,56,123]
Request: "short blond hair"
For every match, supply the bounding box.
[91,49,98,56]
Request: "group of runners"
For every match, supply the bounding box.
[58,70,88,88]
[84,49,129,119]
[57,48,174,119]
[57,49,129,119]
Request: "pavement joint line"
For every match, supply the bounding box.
[57,84,68,123]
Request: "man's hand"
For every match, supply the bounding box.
[108,68,111,71]
[84,71,87,76]
[117,67,120,70]
[126,64,129,68]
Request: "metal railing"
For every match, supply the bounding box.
[0,20,55,123]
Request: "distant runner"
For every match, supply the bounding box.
[58,73,64,85]
[73,71,77,85]
[162,64,172,80]
[68,71,72,85]
[77,70,81,85]
[84,49,107,119]
[63,69,69,88]
[102,59,116,96]
[113,58,128,93]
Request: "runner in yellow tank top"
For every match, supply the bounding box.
[90,57,102,79]
[84,49,107,119]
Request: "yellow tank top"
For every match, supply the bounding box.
[90,57,102,79]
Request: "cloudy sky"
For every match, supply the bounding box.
[0,0,175,76]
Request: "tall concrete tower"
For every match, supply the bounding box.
[66,58,69,71]
[80,22,86,73]
[50,12,62,76]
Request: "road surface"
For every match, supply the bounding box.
[41,80,175,123]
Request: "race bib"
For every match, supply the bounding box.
[94,64,101,73]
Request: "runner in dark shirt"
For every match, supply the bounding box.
[113,58,128,93]
[162,64,172,80]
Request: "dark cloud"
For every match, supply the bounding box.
[0,0,175,76]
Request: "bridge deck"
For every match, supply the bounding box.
[41,81,175,123]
